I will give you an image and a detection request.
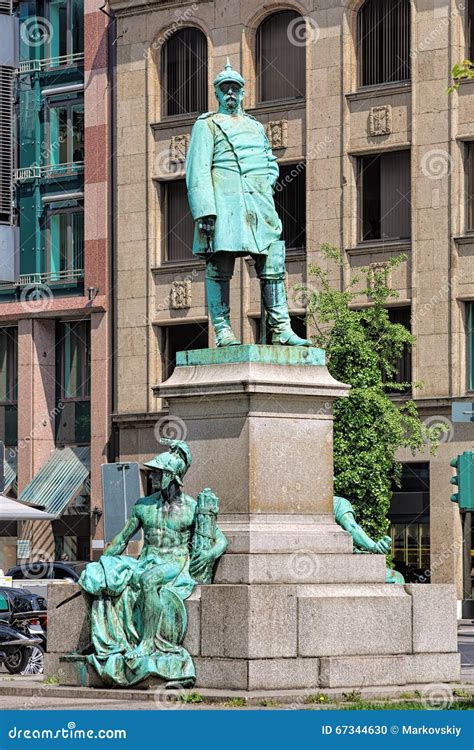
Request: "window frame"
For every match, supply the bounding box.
[44,96,85,169]
[255,9,306,105]
[45,204,84,280]
[357,0,411,89]
[161,26,208,118]
[46,0,84,66]
[357,150,411,243]
[58,320,90,404]
[162,178,195,263]
[0,327,17,405]
[273,161,306,252]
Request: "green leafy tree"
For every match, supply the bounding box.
[449,60,474,92]
[295,246,444,540]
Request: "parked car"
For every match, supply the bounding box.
[0,596,43,674]
[0,588,47,675]
[6,561,89,583]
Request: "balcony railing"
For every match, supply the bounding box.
[18,268,84,285]
[0,268,84,291]
[13,161,84,182]
[16,52,84,75]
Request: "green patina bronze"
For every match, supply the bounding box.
[78,440,227,687]
[176,344,325,368]
[333,495,405,584]
[186,59,311,348]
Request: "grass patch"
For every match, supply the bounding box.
[224,697,247,707]
[304,693,331,705]
[179,692,203,704]
[42,675,60,685]
[258,699,278,707]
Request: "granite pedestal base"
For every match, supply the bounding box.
[46,347,460,691]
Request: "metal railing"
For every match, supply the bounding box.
[18,268,84,285]
[16,52,84,75]
[0,1,13,14]
[13,161,84,182]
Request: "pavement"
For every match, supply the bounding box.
[0,623,472,710]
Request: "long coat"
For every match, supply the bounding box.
[185,112,282,256]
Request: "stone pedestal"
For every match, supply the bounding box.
[154,346,460,690]
[49,346,460,692]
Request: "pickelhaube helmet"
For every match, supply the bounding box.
[143,439,192,486]
[213,57,245,88]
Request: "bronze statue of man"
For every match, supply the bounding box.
[186,59,311,348]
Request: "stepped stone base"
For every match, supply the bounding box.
[45,581,460,691]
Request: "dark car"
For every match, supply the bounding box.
[0,587,46,617]
[0,588,47,674]
[6,561,89,583]
[0,595,43,674]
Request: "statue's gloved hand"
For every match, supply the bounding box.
[372,535,391,554]
[197,216,216,237]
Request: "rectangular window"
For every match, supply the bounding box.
[47,207,84,280]
[0,327,17,447]
[165,180,194,262]
[358,151,411,242]
[48,0,84,65]
[358,0,410,87]
[47,99,84,168]
[274,163,306,251]
[466,143,474,231]
[161,323,208,380]
[389,463,430,583]
[56,320,90,445]
[386,306,412,392]
[468,303,474,391]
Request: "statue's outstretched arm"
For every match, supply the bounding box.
[103,512,141,557]
[338,511,378,553]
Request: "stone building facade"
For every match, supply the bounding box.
[108,0,474,600]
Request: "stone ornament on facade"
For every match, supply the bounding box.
[170,279,192,309]
[170,134,190,163]
[368,262,392,290]
[265,119,288,149]
[368,105,392,137]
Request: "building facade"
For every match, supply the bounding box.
[0,0,112,568]
[110,0,473,599]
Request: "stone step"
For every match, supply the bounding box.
[214,551,387,584]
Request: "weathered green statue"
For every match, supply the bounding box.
[78,440,227,687]
[333,495,404,584]
[186,59,311,348]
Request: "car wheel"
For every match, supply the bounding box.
[21,646,44,675]
[4,648,32,675]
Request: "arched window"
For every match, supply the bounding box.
[256,10,306,103]
[358,0,410,87]
[162,28,208,116]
